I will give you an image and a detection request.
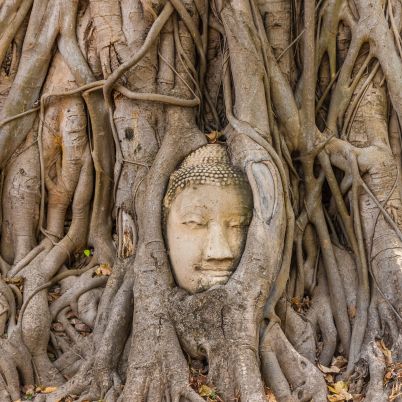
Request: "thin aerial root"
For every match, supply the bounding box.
[50,275,107,320]
[115,85,200,107]
[7,242,47,278]
[0,107,40,129]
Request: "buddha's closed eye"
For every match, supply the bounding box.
[181,214,206,227]
[227,216,251,228]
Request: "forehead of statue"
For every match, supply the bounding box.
[169,184,252,218]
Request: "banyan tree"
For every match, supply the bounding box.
[0,0,401,401]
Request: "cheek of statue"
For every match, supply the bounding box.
[166,184,252,294]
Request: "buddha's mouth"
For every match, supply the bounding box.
[194,264,234,277]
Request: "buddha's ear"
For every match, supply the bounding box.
[246,161,277,225]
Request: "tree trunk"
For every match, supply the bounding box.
[0,0,400,401]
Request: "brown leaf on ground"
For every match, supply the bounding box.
[290,296,311,313]
[22,384,35,398]
[190,366,223,401]
[48,286,61,302]
[199,384,214,397]
[265,387,277,401]
[206,131,222,144]
[377,339,393,366]
[94,263,112,276]
[318,363,341,374]
[4,276,24,286]
[4,275,24,292]
[332,356,348,369]
[327,381,353,401]
[348,305,356,319]
[384,361,402,400]
[322,358,365,402]
[36,386,57,394]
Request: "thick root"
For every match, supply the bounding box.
[261,324,328,402]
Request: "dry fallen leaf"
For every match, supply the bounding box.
[36,386,57,394]
[332,356,348,369]
[348,305,356,319]
[327,381,353,401]
[4,276,24,286]
[265,387,278,402]
[199,384,214,397]
[94,263,112,276]
[318,363,341,374]
[22,384,35,395]
[377,339,393,366]
[206,131,222,143]
[386,371,394,380]
[290,296,311,313]
[43,387,57,393]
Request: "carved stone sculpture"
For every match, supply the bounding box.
[164,144,252,293]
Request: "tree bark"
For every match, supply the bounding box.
[0,0,401,401]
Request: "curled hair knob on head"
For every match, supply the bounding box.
[163,144,249,210]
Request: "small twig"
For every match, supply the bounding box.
[0,107,40,128]
[277,30,304,61]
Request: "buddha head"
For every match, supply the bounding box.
[163,144,253,294]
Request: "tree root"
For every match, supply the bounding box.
[364,342,389,402]
[276,298,316,363]
[0,329,34,401]
[50,270,107,323]
[41,260,133,401]
[0,1,401,401]
[306,267,337,366]
[261,323,328,402]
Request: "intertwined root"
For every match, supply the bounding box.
[0,330,34,401]
[261,324,327,402]
[0,0,402,401]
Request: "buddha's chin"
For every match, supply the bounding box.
[194,272,232,292]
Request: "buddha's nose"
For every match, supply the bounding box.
[203,222,234,263]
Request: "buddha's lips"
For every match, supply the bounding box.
[193,264,234,276]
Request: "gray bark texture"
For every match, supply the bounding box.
[0,0,401,401]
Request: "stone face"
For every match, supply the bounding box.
[164,144,253,294]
